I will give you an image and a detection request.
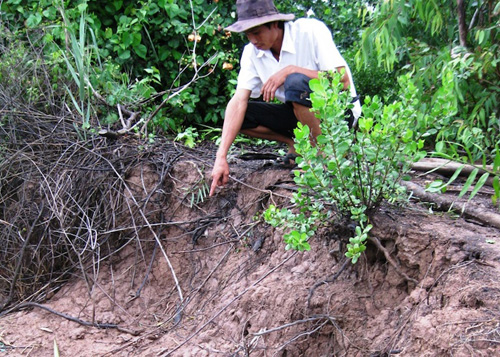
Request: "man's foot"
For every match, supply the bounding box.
[273,153,299,168]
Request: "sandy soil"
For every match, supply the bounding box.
[1,153,499,356]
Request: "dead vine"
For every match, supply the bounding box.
[13,302,142,336]
[0,83,225,313]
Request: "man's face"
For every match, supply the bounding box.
[244,23,279,51]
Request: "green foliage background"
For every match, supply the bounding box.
[358,0,499,159]
[1,0,498,166]
[1,0,240,131]
[1,0,372,133]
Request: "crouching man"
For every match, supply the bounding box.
[210,0,361,196]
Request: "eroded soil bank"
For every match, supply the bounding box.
[1,149,499,356]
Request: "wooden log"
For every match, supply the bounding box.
[411,158,496,187]
[412,158,493,175]
[401,181,500,230]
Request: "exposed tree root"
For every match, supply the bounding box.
[369,235,419,285]
[307,259,350,308]
[236,315,338,355]
[12,302,142,336]
[306,235,419,310]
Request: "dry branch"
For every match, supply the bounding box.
[251,315,337,337]
[0,96,187,311]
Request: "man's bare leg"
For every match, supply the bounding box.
[241,125,296,153]
[292,102,320,145]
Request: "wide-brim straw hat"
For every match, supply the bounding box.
[225,0,295,33]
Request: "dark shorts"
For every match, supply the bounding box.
[241,73,356,138]
[241,101,299,138]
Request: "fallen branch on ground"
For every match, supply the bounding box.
[411,158,496,187]
[401,181,500,229]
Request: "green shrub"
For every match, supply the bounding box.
[263,71,455,263]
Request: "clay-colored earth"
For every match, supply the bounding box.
[1,145,499,356]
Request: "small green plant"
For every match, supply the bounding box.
[345,224,372,264]
[264,71,431,262]
[59,8,98,130]
[184,180,210,208]
[177,162,210,208]
[175,126,200,148]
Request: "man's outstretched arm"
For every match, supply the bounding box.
[210,88,252,196]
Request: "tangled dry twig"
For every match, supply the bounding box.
[0,91,189,312]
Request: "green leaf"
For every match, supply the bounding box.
[336,141,349,155]
[469,173,489,201]
[458,168,479,198]
[121,32,133,48]
[104,28,113,39]
[158,46,170,61]
[426,180,445,193]
[113,0,123,10]
[477,30,485,45]
[358,117,373,132]
[435,141,445,153]
[132,33,142,47]
[493,176,500,197]
[206,96,218,105]
[165,3,180,18]
[303,242,311,251]
[308,78,324,94]
[402,129,413,142]
[447,164,464,183]
[311,97,325,108]
[134,44,147,59]
[26,13,42,28]
[493,148,500,173]
[42,7,57,19]
[118,49,131,60]
[77,3,88,12]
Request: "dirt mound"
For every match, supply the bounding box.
[1,150,499,356]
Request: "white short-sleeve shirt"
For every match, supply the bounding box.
[236,18,361,118]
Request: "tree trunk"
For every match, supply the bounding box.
[457,0,468,47]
